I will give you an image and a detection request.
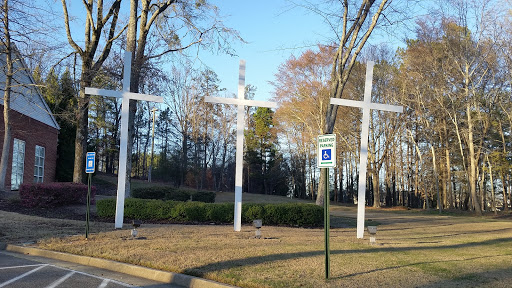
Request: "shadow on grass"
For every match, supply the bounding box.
[388,227,512,241]
[185,237,512,277]
[332,254,504,280]
[419,267,512,287]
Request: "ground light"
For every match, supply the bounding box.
[131,220,141,238]
[368,226,377,245]
[253,219,262,239]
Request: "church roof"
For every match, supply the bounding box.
[0,46,60,130]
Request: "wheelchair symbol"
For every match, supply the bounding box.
[322,149,331,160]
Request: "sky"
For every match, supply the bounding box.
[44,0,414,102]
[197,1,335,102]
[198,0,416,102]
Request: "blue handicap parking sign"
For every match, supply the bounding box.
[322,149,331,160]
[86,152,95,173]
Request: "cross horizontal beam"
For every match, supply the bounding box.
[204,96,277,109]
[85,88,163,103]
[330,98,403,113]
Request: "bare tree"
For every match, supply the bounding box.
[61,0,125,183]
[122,0,242,195]
[0,0,13,191]
[317,0,394,206]
[0,0,56,190]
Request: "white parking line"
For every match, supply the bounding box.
[0,263,134,288]
[0,264,45,270]
[97,279,110,288]
[0,264,48,287]
[45,271,75,288]
[57,266,134,287]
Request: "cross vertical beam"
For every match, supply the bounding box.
[330,61,403,239]
[117,52,131,229]
[234,60,246,232]
[85,51,163,229]
[204,60,277,231]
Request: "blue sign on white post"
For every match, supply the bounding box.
[86,152,95,174]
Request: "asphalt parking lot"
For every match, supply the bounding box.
[0,251,181,288]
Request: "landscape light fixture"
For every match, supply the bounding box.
[131,220,141,238]
[367,226,377,245]
[253,219,262,239]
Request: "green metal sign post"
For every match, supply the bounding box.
[318,134,335,280]
[324,167,330,279]
[85,152,95,239]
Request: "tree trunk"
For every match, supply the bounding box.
[0,0,12,190]
[316,0,390,206]
[62,0,122,183]
[73,80,91,184]
[122,0,139,196]
[371,169,380,208]
[498,121,508,212]
[467,104,482,214]
[334,167,338,203]
[433,146,441,212]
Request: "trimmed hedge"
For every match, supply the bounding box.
[131,186,215,203]
[19,182,96,208]
[96,198,323,227]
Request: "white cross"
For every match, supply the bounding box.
[85,51,163,229]
[330,61,403,239]
[204,60,277,231]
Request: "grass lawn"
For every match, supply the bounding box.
[32,207,512,288]
[2,175,512,287]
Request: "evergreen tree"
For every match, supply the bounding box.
[39,68,77,182]
[245,107,288,195]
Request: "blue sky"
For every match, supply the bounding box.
[52,0,333,102]
[200,1,416,102]
[199,0,334,102]
[49,1,412,102]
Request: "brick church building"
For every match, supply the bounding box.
[0,50,60,190]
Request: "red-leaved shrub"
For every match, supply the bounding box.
[19,182,96,208]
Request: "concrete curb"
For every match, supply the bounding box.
[2,244,237,288]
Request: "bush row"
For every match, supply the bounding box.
[131,186,215,203]
[19,182,96,208]
[96,198,323,227]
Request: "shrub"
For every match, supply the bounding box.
[165,190,190,202]
[96,199,322,227]
[183,202,207,222]
[205,203,233,223]
[19,182,96,208]
[297,204,324,227]
[263,204,290,225]
[96,198,115,218]
[132,186,216,203]
[191,191,216,203]
[132,186,174,199]
[243,204,265,222]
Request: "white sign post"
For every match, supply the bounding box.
[204,60,277,232]
[330,61,403,239]
[85,51,163,229]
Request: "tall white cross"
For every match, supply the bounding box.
[330,61,403,239]
[85,51,163,229]
[204,60,277,231]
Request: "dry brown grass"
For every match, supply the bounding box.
[25,207,512,288]
[0,210,111,244]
